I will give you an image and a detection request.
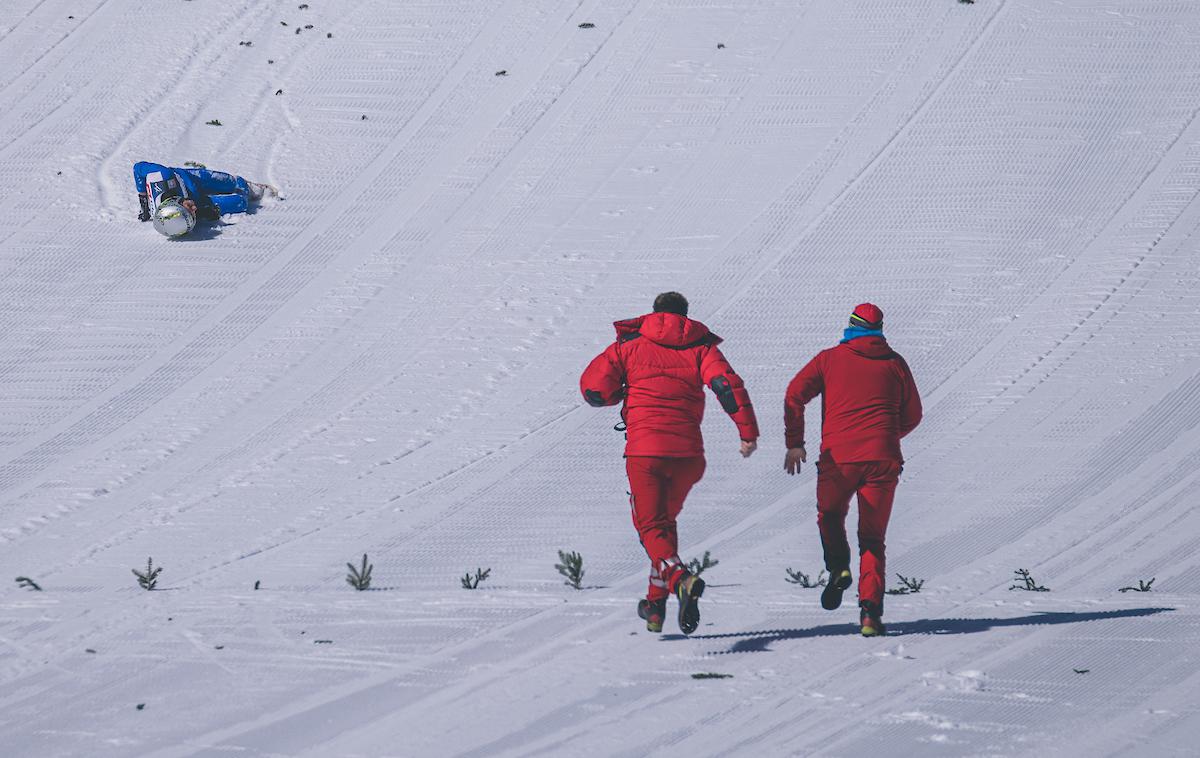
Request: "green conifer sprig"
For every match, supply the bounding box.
[1118,578,1154,593]
[346,554,373,591]
[555,550,585,590]
[132,558,162,590]
[687,551,719,577]
[784,568,826,588]
[1010,568,1049,592]
[886,574,926,595]
[461,567,491,589]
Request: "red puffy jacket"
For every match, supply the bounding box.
[784,335,921,462]
[581,313,759,458]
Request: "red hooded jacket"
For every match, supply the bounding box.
[784,335,921,462]
[581,313,759,458]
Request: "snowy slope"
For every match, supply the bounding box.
[2,0,1199,755]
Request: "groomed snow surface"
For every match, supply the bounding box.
[2,0,1199,755]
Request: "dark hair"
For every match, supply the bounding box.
[653,291,689,317]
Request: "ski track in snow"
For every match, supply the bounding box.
[2,0,1200,756]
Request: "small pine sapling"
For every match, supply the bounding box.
[886,574,926,595]
[15,576,42,591]
[785,568,827,588]
[1010,568,1049,592]
[183,161,207,169]
[205,119,223,126]
[461,567,491,589]
[555,549,585,590]
[687,551,719,577]
[346,554,373,591]
[1118,578,1155,593]
[132,558,162,590]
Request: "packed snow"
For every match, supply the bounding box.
[2,0,1199,755]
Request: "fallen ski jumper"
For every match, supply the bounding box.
[133,161,276,237]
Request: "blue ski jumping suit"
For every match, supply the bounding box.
[133,161,254,220]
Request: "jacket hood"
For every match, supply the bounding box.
[614,312,720,348]
[842,334,894,359]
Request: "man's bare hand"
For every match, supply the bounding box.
[182,199,198,215]
[740,440,757,458]
[784,446,807,475]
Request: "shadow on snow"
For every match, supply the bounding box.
[669,607,1175,653]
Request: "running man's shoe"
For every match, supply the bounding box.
[637,597,667,633]
[675,573,706,635]
[821,569,853,610]
[860,601,886,637]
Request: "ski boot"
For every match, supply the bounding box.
[821,568,853,610]
[860,600,886,637]
[675,572,706,635]
[637,597,667,633]
[248,181,279,202]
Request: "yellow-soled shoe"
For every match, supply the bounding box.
[637,598,666,633]
[860,602,886,637]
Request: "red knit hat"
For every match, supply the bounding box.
[849,303,883,329]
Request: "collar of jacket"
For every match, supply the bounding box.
[614,312,721,348]
[840,326,884,344]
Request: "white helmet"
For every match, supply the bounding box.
[152,198,196,238]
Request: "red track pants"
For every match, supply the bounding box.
[816,453,902,609]
[626,456,706,601]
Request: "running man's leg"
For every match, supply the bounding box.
[815,453,858,575]
[628,455,676,597]
[627,456,691,593]
[659,456,706,593]
[855,461,901,610]
[663,456,706,524]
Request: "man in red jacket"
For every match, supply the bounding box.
[581,292,759,635]
[783,303,921,636]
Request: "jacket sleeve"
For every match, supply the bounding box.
[784,353,824,449]
[896,356,922,438]
[580,342,625,407]
[133,161,154,194]
[700,344,759,442]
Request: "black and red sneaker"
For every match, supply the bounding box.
[637,597,667,633]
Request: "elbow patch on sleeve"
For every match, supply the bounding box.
[584,389,607,407]
[710,376,739,414]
